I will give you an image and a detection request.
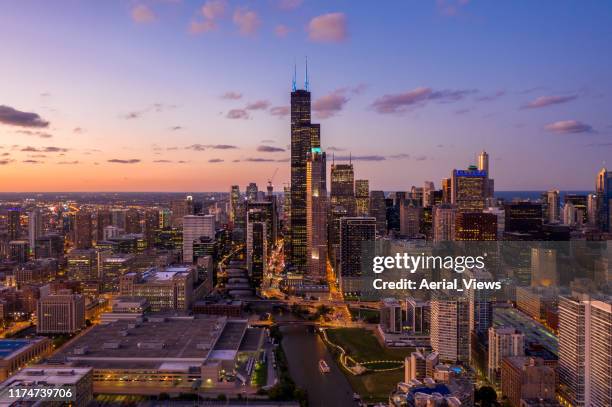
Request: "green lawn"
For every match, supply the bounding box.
[251,360,268,387]
[326,328,413,361]
[324,328,414,403]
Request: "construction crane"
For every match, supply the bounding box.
[267,167,279,192]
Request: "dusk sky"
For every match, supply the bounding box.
[1,0,611,192]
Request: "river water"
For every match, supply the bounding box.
[280,325,357,407]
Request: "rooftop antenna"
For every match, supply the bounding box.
[304,56,309,91]
[292,60,297,92]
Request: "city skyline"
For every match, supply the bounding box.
[2,1,612,191]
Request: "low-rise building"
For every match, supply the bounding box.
[0,338,52,381]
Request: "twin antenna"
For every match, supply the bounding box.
[292,57,310,92]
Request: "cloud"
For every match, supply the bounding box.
[212,144,238,150]
[414,155,428,161]
[335,155,386,161]
[313,89,350,118]
[389,153,410,159]
[20,146,68,153]
[436,0,470,16]
[0,159,13,165]
[327,146,345,152]
[189,20,217,34]
[73,127,84,133]
[257,145,285,153]
[544,120,593,134]
[221,91,243,100]
[476,90,506,102]
[523,95,578,109]
[278,0,302,10]
[246,100,271,110]
[16,130,53,138]
[208,158,224,163]
[202,0,226,19]
[269,106,290,117]
[131,4,156,23]
[108,159,141,164]
[455,108,471,115]
[122,103,176,119]
[233,8,260,36]
[57,160,79,165]
[275,25,290,37]
[371,87,476,114]
[0,105,49,128]
[22,159,43,164]
[308,13,347,43]
[244,157,275,162]
[226,109,249,119]
[185,144,238,151]
[153,159,173,163]
[170,126,182,131]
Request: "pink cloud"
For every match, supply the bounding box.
[278,0,303,10]
[275,24,291,38]
[246,100,270,110]
[524,95,578,109]
[221,91,243,100]
[201,0,226,20]
[371,87,476,114]
[436,0,470,16]
[226,109,249,119]
[308,13,347,43]
[131,4,156,24]
[544,120,593,134]
[269,106,290,117]
[313,90,349,118]
[233,8,261,36]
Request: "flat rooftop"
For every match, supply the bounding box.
[54,315,247,369]
[0,338,47,360]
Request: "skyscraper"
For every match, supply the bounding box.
[596,167,612,232]
[546,189,560,224]
[290,72,320,273]
[7,208,21,241]
[433,204,456,242]
[355,179,369,216]
[477,150,489,174]
[558,294,611,406]
[430,297,470,363]
[306,147,327,280]
[74,209,93,249]
[330,162,356,216]
[182,215,215,263]
[455,212,497,241]
[369,190,387,235]
[96,209,112,242]
[247,209,267,287]
[28,208,42,251]
[339,217,376,295]
[246,182,258,202]
[451,167,487,211]
[399,201,423,238]
[229,185,241,224]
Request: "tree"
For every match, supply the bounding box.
[475,386,499,407]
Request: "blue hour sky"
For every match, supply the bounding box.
[0,0,611,191]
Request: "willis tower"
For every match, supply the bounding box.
[289,62,321,273]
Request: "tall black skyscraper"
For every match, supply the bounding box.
[289,65,320,272]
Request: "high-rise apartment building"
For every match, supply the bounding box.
[247,209,267,287]
[182,215,215,263]
[28,208,42,251]
[558,294,611,406]
[488,326,525,384]
[430,297,470,363]
[399,201,423,238]
[246,183,258,202]
[339,217,376,295]
[433,204,456,242]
